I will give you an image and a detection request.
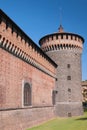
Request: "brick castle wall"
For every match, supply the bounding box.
[0,10,57,129]
[0,107,55,130]
[0,47,55,109]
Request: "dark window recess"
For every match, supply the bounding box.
[68,88,71,92]
[24,83,31,106]
[52,90,58,105]
[67,64,70,68]
[67,76,71,80]
[68,113,72,117]
[56,78,58,81]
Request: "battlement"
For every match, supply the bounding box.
[39,32,84,52]
[0,9,57,77]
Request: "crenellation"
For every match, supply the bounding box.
[6,20,9,29]
[71,35,73,40]
[52,35,53,40]
[13,31,17,38]
[68,35,71,40]
[53,35,56,40]
[22,36,25,44]
[46,37,49,42]
[63,35,66,39]
[17,34,21,41]
[76,36,78,41]
[72,35,75,40]
[75,36,77,40]
[43,34,83,43]
[1,17,6,25]
[49,36,52,41]
[40,33,83,52]
[0,31,56,75]
[58,35,61,39]
[7,22,12,32]
[0,21,6,32]
[7,26,12,37]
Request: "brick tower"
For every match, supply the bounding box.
[39,25,84,117]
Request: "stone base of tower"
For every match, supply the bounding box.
[55,102,83,117]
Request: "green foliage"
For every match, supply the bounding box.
[27,111,87,130]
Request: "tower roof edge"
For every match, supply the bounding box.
[39,32,84,45]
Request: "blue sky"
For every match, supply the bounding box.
[0,0,87,80]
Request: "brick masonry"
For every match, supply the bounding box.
[0,10,57,129]
[39,28,84,117]
[0,48,55,109]
[0,9,85,130]
[0,107,55,130]
[46,49,83,116]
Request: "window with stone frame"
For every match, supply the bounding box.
[24,82,31,106]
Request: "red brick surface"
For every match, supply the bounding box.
[0,48,55,109]
[0,11,57,129]
[0,107,55,130]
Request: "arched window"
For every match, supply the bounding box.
[24,83,31,106]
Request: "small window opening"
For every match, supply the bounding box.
[67,64,70,68]
[67,76,71,80]
[68,113,72,117]
[52,90,58,105]
[68,88,71,92]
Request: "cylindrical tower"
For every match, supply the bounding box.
[39,25,84,117]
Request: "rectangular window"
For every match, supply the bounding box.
[67,76,71,80]
[67,64,70,68]
[68,88,71,92]
[68,113,72,117]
